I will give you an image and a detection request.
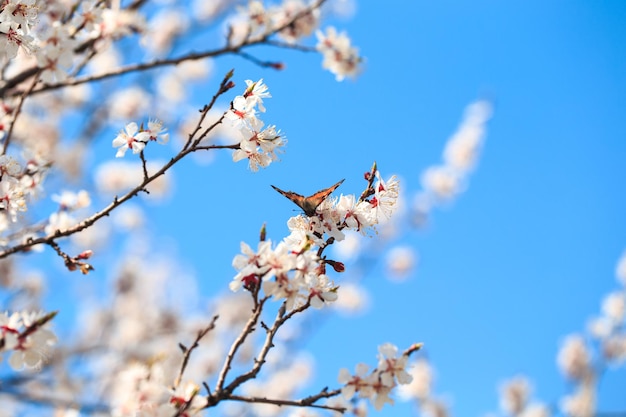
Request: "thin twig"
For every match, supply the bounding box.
[2,70,41,155]
[214,296,269,394]
[173,316,219,388]
[218,301,311,399]
[227,390,344,412]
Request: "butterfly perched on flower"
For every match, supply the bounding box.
[271,179,345,217]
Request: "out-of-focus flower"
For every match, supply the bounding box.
[557,334,592,381]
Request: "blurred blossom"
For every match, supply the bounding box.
[87,46,122,75]
[385,245,417,281]
[156,72,186,103]
[557,334,592,381]
[601,291,625,323]
[586,316,613,340]
[113,205,146,230]
[421,166,462,201]
[107,87,151,120]
[94,160,172,200]
[398,359,432,401]
[602,334,626,364]
[61,83,92,107]
[422,398,450,417]
[325,0,357,19]
[193,0,233,22]
[499,376,531,415]
[54,142,88,180]
[616,250,626,286]
[71,220,110,249]
[411,192,432,227]
[52,190,91,210]
[333,231,361,259]
[333,282,369,314]
[174,59,213,81]
[274,0,320,44]
[519,403,550,417]
[143,9,190,56]
[443,123,483,172]
[559,384,595,417]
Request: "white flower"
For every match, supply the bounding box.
[146,119,170,144]
[376,343,412,386]
[307,274,338,309]
[316,27,362,81]
[230,240,272,291]
[338,363,369,400]
[225,95,263,131]
[373,173,400,220]
[243,79,271,112]
[112,122,150,157]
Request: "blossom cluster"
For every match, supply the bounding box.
[225,79,286,172]
[413,99,492,226]
[0,310,57,371]
[0,0,147,81]
[235,1,362,80]
[235,0,320,44]
[111,362,205,417]
[498,376,550,417]
[112,119,169,158]
[230,170,399,309]
[553,251,626,417]
[316,27,362,81]
[0,155,47,241]
[338,343,413,411]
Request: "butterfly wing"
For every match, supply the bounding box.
[272,179,345,217]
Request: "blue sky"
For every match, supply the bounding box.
[27,1,625,416]
[147,1,626,416]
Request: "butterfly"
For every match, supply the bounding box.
[271,179,345,217]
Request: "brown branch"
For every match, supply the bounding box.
[2,70,41,155]
[174,316,219,389]
[214,296,269,394]
[227,389,345,412]
[6,0,326,99]
[217,301,311,400]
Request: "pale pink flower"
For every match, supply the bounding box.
[112,122,150,157]
[243,78,271,112]
[273,0,320,44]
[307,274,338,309]
[316,27,362,81]
[338,363,370,400]
[225,95,262,131]
[376,343,412,387]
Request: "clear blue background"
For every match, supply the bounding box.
[50,1,626,416]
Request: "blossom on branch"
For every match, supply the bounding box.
[316,26,362,81]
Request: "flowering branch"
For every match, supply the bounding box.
[4,0,327,99]
[0,71,236,259]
